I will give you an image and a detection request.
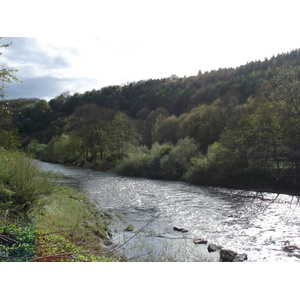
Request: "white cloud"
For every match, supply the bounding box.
[2,0,300,99]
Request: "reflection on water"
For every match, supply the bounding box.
[36,160,300,262]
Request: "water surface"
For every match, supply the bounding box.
[37,161,300,262]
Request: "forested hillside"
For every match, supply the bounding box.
[2,49,300,194]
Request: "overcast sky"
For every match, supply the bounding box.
[1,0,299,100]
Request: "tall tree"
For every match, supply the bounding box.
[268,67,300,184]
[0,38,21,149]
[0,103,21,149]
[0,38,20,98]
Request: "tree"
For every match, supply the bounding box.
[64,104,114,162]
[110,111,139,159]
[0,38,20,98]
[160,138,197,179]
[268,68,300,184]
[178,99,227,152]
[0,103,21,149]
[0,38,21,149]
[152,114,179,144]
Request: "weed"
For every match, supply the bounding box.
[0,224,36,261]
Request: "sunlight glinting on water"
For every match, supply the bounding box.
[37,160,300,262]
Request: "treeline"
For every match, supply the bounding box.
[2,49,300,193]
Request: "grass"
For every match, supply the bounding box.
[0,149,122,262]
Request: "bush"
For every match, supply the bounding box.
[0,149,57,213]
[115,145,150,176]
[26,139,48,158]
[184,142,229,185]
[115,143,174,178]
[0,224,36,261]
[160,138,197,179]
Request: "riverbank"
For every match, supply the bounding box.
[85,160,300,197]
[31,185,123,262]
[44,157,300,199]
[0,150,122,262]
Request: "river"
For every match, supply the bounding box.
[36,160,300,262]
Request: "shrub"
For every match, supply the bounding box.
[26,139,48,158]
[0,149,57,213]
[0,224,36,261]
[115,145,150,176]
[184,142,229,185]
[160,138,197,179]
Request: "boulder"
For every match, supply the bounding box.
[220,249,248,262]
[233,253,248,262]
[173,226,188,233]
[220,249,238,262]
[193,238,208,244]
[282,245,299,252]
[207,244,223,252]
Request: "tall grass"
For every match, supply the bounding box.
[30,186,119,262]
[0,149,121,261]
[0,149,57,218]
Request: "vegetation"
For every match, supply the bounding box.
[0,38,122,262]
[2,39,300,262]
[0,38,20,99]
[4,48,300,194]
[0,149,121,261]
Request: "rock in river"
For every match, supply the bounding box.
[220,249,238,262]
[173,226,188,232]
[193,238,208,244]
[207,244,223,252]
[220,248,248,262]
[233,253,248,262]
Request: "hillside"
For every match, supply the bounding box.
[2,48,300,194]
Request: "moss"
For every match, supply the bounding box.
[124,224,134,232]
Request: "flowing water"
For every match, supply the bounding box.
[37,161,300,262]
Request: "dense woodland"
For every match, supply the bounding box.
[2,49,300,194]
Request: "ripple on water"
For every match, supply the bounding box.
[36,160,300,262]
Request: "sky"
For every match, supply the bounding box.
[1,0,299,100]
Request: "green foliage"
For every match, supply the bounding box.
[0,149,57,214]
[0,148,120,262]
[115,144,151,176]
[160,138,197,179]
[152,114,179,144]
[32,186,113,248]
[26,139,48,158]
[0,103,21,149]
[0,38,21,98]
[124,224,134,232]
[34,230,114,262]
[184,142,228,185]
[45,134,83,164]
[0,224,36,261]
[178,99,227,152]
[116,138,198,180]
[6,48,300,192]
[31,185,117,261]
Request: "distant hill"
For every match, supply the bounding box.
[3,48,300,193]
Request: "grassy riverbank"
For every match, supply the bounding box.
[0,149,122,262]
